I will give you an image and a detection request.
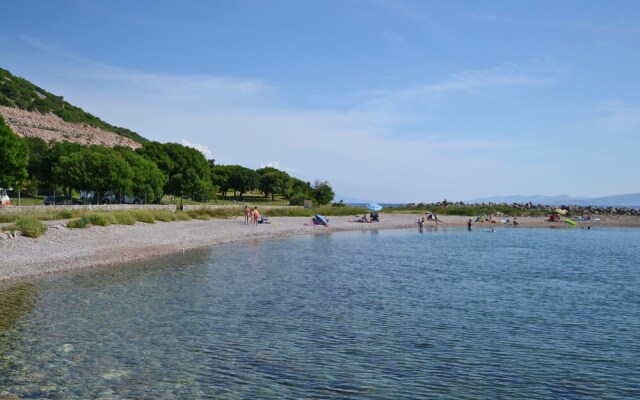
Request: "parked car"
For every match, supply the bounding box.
[100,192,142,204]
[44,195,71,205]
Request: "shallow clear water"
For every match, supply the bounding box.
[1,227,639,399]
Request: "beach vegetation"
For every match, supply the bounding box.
[89,212,118,227]
[113,212,137,225]
[151,210,189,222]
[67,216,90,229]
[129,210,156,224]
[7,217,47,238]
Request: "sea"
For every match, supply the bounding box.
[1,227,639,399]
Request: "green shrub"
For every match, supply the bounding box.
[10,217,47,238]
[67,216,90,229]
[131,211,156,224]
[173,211,192,221]
[152,210,176,222]
[59,210,74,219]
[113,212,136,225]
[89,213,117,227]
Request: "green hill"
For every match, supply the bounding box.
[0,67,147,144]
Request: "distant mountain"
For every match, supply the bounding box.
[467,193,640,207]
[0,67,147,145]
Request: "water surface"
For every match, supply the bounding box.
[1,227,639,398]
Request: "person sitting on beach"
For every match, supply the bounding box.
[513,217,519,227]
[370,212,379,222]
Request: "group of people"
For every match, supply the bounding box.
[244,205,267,225]
[351,212,380,223]
[417,213,441,232]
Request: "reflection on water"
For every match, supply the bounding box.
[0,228,639,398]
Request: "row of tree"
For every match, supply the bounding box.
[0,115,335,205]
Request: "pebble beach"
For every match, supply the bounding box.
[1,213,638,282]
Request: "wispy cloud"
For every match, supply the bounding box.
[18,34,274,106]
[361,65,555,113]
[594,101,640,134]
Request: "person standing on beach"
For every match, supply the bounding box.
[253,207,260,226]
[467,218,472,231]
[244,205,251,224]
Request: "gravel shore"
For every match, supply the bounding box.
[1,213,638,282]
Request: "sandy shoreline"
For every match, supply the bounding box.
[1,213,639,282]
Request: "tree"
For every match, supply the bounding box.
[288,178,313,206]
[46,141,85,194]
[211,164,233,199]
[138,141,212,198]
[24,137,49,193]
[54,145,133,198]
[227,165,257,199]
[257,167,292,201]
[312,180,335,206]
[114,146,166,200]
[0,116,29,189]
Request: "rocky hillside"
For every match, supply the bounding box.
[0,67,147,146]
[0,106,141,149]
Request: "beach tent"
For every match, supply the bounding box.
[476,214,488,222]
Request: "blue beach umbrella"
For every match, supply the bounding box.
[366,202,383,212]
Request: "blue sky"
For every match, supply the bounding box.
[1,0,639,203]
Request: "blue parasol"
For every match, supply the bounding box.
[366,202,383,212]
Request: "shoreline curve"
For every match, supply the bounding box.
[1,214,638,283]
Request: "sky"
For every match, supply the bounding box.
[1,0,639,203]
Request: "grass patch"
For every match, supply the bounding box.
[130,210,156,224]
[67,216,90,229]
[113,212,137,225]
[173,211,192,221]
[186,207,235,219]
[151,210,188,222]
[7,217,47,238]
[88,213,118,227]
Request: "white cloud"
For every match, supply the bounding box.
[180,140,213,159]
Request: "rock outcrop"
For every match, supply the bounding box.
[0,106,141,149]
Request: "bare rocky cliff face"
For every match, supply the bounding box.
[0,106,142,149]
